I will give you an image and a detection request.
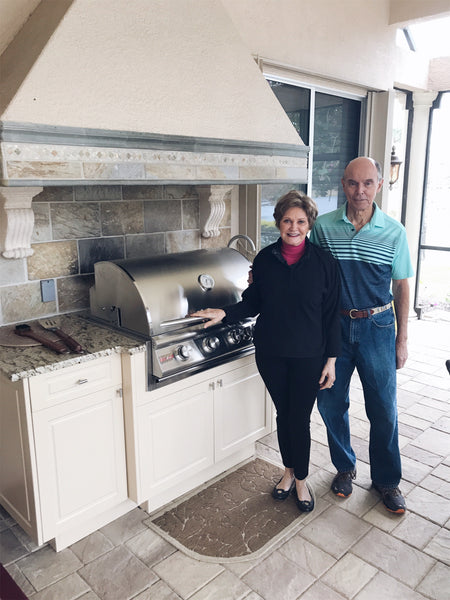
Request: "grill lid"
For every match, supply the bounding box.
[89,248,251,336]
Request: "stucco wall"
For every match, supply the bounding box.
[429,57,450,90]
[1,0,438,141]
[0,0,41,56]
[223,0,431,91]
[389,0,450,25]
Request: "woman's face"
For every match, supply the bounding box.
[278,207,310,246]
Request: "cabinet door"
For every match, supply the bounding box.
[32,386,127,541]
[214,361,269,462]
[0,376,42,543]
[136,382,214,499]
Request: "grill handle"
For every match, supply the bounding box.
[160,316,209,328]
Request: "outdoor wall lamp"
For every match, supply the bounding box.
[389,146,402,190]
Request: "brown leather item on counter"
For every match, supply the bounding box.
[15,323,70,354]
[39,318,84,353]
[0,325,40,346]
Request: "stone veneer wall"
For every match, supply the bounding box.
[0,184,231,326]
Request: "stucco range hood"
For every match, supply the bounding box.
[0,0,308,260]
[0,0,308,189]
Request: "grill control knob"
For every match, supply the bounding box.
[227,327,243,345]
[176,344,191,360]
[242,326,253,341]
[202,336,220,353]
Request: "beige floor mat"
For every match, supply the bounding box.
[149,458,311,562]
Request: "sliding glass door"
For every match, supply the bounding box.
[312,92,361,214]
[260,80,363,248]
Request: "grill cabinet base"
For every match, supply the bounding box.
[122,351,272,513]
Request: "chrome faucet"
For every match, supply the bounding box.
[227,235,256,261]
[227,235,256,252]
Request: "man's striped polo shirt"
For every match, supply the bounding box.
[309,202,414,311]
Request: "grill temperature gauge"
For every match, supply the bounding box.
[198,273,215,291]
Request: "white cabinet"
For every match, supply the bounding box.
[1,350,270,547]
[136,383,214,500]
[213,360,267,462]
[0,355,134,550]
[0,374,42,544]
[122,353,271,512]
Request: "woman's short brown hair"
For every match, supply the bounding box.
[273,190,318,229]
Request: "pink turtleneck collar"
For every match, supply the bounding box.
[281,239,306,265]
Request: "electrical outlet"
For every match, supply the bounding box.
[40,279,56,303]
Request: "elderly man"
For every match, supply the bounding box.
[310,156,413,514]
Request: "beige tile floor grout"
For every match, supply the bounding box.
[1,315,449,600]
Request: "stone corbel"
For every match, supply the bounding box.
[0,187,42,259]
[197,185,232,238]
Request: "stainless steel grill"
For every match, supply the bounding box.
[89,248,255,387]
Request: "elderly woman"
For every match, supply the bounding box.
[191,190,341,512]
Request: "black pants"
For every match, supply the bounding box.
[256,352,323,480]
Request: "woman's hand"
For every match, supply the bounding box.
[189,308,226,328]
[319,357,337,390]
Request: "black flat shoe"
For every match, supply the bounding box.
[291,483,315,512]
[272,477,295,500]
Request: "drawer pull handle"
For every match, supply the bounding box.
[77,378,89,385]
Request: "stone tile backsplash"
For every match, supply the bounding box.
[27,241,79,280]
[144,199,183,232]
[0,184,231,326]
[100,202,144,236]
[51,203,101,239]
[1,281,57,324]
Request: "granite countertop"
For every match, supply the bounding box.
[0,313,146,382]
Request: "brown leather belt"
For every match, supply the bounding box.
[340,302,392,319]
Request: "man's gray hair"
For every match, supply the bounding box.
[345,157,383,181]
[371,158,383,181]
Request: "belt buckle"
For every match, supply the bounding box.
[349,308,358,319]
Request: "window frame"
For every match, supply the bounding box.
[238,63,369,251]
[264,72,367,199]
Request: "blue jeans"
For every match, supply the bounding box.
[317,307,402,488]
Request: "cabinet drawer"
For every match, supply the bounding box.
[28,355,122,411]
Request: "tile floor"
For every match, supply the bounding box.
[1,315,449,600]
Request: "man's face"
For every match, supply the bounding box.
[342,159,383,213]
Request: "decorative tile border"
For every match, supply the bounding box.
[0,121,308,186]
[0,122,309,259]
[1,141,307,185]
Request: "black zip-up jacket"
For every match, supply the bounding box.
[224,237,341,359]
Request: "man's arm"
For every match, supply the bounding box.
[392,278,410,369]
